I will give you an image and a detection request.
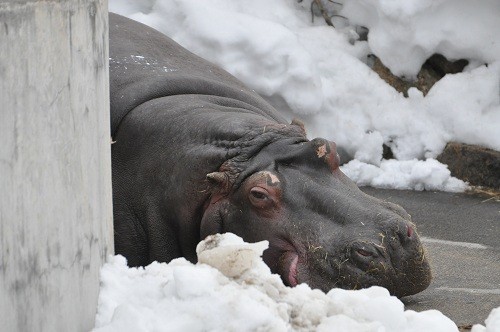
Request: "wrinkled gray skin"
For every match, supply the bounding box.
[110,13,431,298]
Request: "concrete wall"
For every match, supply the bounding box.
[0,1,113,331]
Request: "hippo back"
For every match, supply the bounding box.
[109,13,286,136]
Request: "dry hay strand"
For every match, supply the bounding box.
[465,186,500,202]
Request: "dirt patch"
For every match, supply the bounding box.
[438,142,500,190]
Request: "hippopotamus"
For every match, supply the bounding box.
[109,13,431,298]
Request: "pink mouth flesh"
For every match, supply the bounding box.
[287,253,299,287]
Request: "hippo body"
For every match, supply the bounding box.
[110,13,431,297]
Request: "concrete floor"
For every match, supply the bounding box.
[361,187,500,328]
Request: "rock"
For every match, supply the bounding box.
[382,143,394,160]
[369,54,468,97]
[437,142,500,189]
[426,54,469,76]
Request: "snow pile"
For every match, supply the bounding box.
[342,0,500,78]
[341,158,467,192]
[109,0,500,192]
[94,233,459,332]
[472,307,500,332]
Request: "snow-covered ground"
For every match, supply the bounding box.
[101,1,500,330]
[109,0,500,192]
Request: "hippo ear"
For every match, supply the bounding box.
[311,139,340,172]
[206,172,226,184]
[206,172,231,193]
[291,118,306,135]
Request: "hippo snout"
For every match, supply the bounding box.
[333,225,430,297]
[369,214,431,297]
[300,203,431,298]
[353,218,414,251]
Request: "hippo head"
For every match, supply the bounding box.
[201,130,431,298]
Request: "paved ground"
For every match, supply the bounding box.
[361,187,500,329]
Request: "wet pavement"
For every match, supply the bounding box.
[361,187,500,328]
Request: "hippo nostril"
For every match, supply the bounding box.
[356,248,373,257]
[407,225,413,238]
[352,243,380,258]
[396,224,415,245]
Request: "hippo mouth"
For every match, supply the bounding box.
[265,237,302,287]
[280,251,299,287]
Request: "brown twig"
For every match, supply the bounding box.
[312,0,335,27]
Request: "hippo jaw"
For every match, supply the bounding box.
[201,136,432,298]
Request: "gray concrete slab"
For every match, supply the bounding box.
[361,187,500,328]
[0,2,112,331]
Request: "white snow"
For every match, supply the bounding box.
[341,0,500,78]
[472,307,500,332]
[109,0,500,192]
[94,233,460,332]
[341,158,467,192]
[101,1,500,330]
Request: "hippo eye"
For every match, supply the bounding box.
[250,188,269,200]
[249,187,273,208]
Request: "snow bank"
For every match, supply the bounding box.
[341,0,500,78]
[94,233,459,332]
[341,158,467,192]
[109,0,500,192]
